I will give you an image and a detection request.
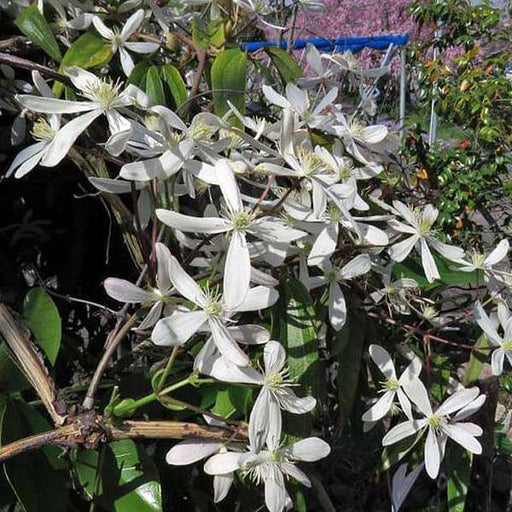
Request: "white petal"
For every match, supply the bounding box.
[308,223,338,267]
[424,428,441,479]
[104,277,158,303]
[6,141,47,177]
[213,474,233,503]
[249,388,282,452]
[223,231,250,310]
[119,46,135,77]
[264,473,289,512]
[155,242,172,292]
[328,281,346,331]
[453,394,486,421]
[388,235,418,263]
[215,159,243,214]
[369,344,396,379]
[120,150,185,180]
[229,325,270,344]
[166,440,221,465]
[137,302,164,330]
[278,389,316,414]
[281,463,311,487]
[151,311,207,346]
[473,302,502,346]
[485,239,509,266]
[233,286,279,313]
[340,253,372,280]
[436,387,480,417]
[17,95,96,114]
[382,420,422,446]
[250,217,307,243]
[285,437,331,462]
[121,9,145,39]
[491,349,505,376]
[92,16,114,40]
[204,452,242,475]
[209,317,249,366]
[419,238,440,283]
[167,254,207,306]
[207,355,263,384]
[42,110,103,166]
[441,424,482,454]
[428,237,465,261]
[361,124,388,144]
[262,85,290,108]
[156,209,231,234]
[362,391,395,422]
[402,377,432,417]
[264,341,286,373]
[123,41,160,53]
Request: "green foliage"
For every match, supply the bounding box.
[446,444,472,512]
[73,440,162,512]
[211,48,247,125]
[15,5,61,61]
[266,47,304,85]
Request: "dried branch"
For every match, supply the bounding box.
[0,303,66,426]
[0,52,70,84]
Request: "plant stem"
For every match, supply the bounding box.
[155,345,180,393]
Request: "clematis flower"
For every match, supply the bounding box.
[6,71,61,178]
[455,239,509,281]
[473,301,512,376]
[92,10,159,76]
[151,253,278,366]
[297,44,343,88]
[156,159,306,303]
[104,243,173,329]
[308,253,372,330]
[382,380,485,479]
[17,67,149,166]
[204,436,331,512]
[166,439,238,503]
[362,344,421,422]
[387,201,465,283]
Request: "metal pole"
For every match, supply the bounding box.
[399,46,406,142]
[428,17,441,145]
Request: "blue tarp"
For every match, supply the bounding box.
[240,34,409,53]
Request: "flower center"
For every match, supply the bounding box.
[31,118,55,141]
[297,148,326,176]
[328,204,342,222]
[413,209,434,236]
[427,414,443,430]
[82,78,123,109]
[231,210,253,230]
[502,340,512,351]
[469,250,486,269]
[350,119,365,137]
[383,378,400,391]
[205,300,223,316]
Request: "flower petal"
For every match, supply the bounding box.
[156,209,231,234]
[369,344,396,379]
[167,254,207,306]
[441,424,482,454]
[223,231,250,310]
[104,277,157,303]
[424,428,441,479]
[362,391,395,422]
[285,437,331,462]
[328,281,346,331]
[209,317,249,366]
[166,440,222,465]
[204,452,243,475]
[152,310,207,346]
[233,286,279,313]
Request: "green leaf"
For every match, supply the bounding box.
[213,386,252,420]
[53,32,113,96]
[192,16,225,49]
[272,279,321,438]
[463,334,489,385]
[128,62,151,87]
[145,66,166,106]
[22,287,61,366]
[446,444,472,512]
[265,47,303,85]
[160,64,188,108]
[0,344,29,393]
[15,5,61,62]
[381,432,423,471]
[211,48,247,126]
[1,400,69,512]
[73,440,162,512]
[335,314,364,431]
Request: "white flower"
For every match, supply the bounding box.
[382,381,485,479]
[473,301,512,376]
[7,71,61,178]
[92,9,159,76]
[17,67,149,166]
[297,44,343,88]
[387,201,465,283]
[308,254,371,330]
[204,437,330,512]
[166,439,238,503]
[151,253,278,366]
[156,159,306,303]
[104,243,173,329]
[455,239,509,279]
[362,345,421,422]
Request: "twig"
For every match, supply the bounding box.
[0,52,71,84]
[82,313,139,410]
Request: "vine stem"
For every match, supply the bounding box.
[0,52,71,84]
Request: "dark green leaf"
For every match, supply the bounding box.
[463,334,489,385]
[446,444,472,512]
[160,64,188,108]
[73,440,162,512]
[211,48,247,126]
[192,16,224,49]
[272,279,321,438]
[1,400,69,512]
[145,66,166,106]
[22,287,61,366]
[15,5,61,61]
[0,344,29,393]
[213,386,252,420]
[128,62,151,87]
[266,47,303,85]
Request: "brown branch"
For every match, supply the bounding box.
[0,419,247,464]
[0,52,71,84]
[0,303,66,426]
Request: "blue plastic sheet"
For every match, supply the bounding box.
[240,34,409,53]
